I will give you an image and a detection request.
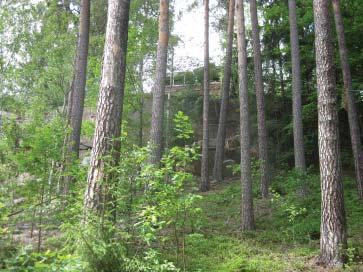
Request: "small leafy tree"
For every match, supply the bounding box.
[63,112,200,272]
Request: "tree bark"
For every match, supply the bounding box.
[200,0,210,192]
[249,0,270,197]
[84,0,130,215]
[62,0,90,194]
[236,0,255,230]
[149,0,170,165]
[313,0,347,266]
[165,49,174,151]
[288,0,306,172]
[139,61,144,147]
[332,0,363,200]
[213,0,235,182]
[68,0,90,157]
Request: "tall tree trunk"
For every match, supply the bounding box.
[62,0,90,194]
[278,51,285,96]
[165,49,174,151]
[332,0,363,200]
[213,0,235,182]
[149,0,170,165]
[68,0,90,157]
[200,0,210,192]
[165,92,171,149]
[139,61,144,147]
[249,0,270,197]
[313,0,347,266]
[84,0,130,215]
[236,0,255,230]
[271,59,277,95]
[288,0,306,172]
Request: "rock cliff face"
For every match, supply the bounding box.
[81,82,253,178]
[165,82,221,95]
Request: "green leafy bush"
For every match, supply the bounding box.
[2,246,86,272]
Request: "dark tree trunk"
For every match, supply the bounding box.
[200,0,210,192]
[288,0,306,172]
[272,59,276,94]
[149,0,170,165]
[68,0,91,152]
[249,0,270,197]
[332,0,363,200]
[313,0,347,266]
[236,0,255,231]
[62,0,90,194]
[84,0,130,215]
[213,0,234,182]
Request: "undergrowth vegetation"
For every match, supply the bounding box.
[2,160,363,271]
[179,172,363,272]
[0,111,362,271]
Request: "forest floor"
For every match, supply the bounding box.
[2,172,362,271]
[167,175,363,272]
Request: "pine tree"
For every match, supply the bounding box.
[200,0,210,192]
[213,0,235,182]
[236,0,255,230]
[332,0,363,200]
[288,0,306,172]
[149,0,170,165]
[62,0,90,193]
[249,0,270,197]
[84,0,130,215]
[313,0,347,265]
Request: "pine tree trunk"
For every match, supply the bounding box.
[278,52,285,96]
[249,0,270,197]
[62,0,90,194]
[332,0,363,200]
[288,0,306,171]
[149,0,170,165]
[165,49,174,151]
[213,0,235,182]
[236,0,255,231]
[200,0,210,192]
[139,61,144,147]
[313,0,347,266]
[68,0,90,157]
[84,0,130,215]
